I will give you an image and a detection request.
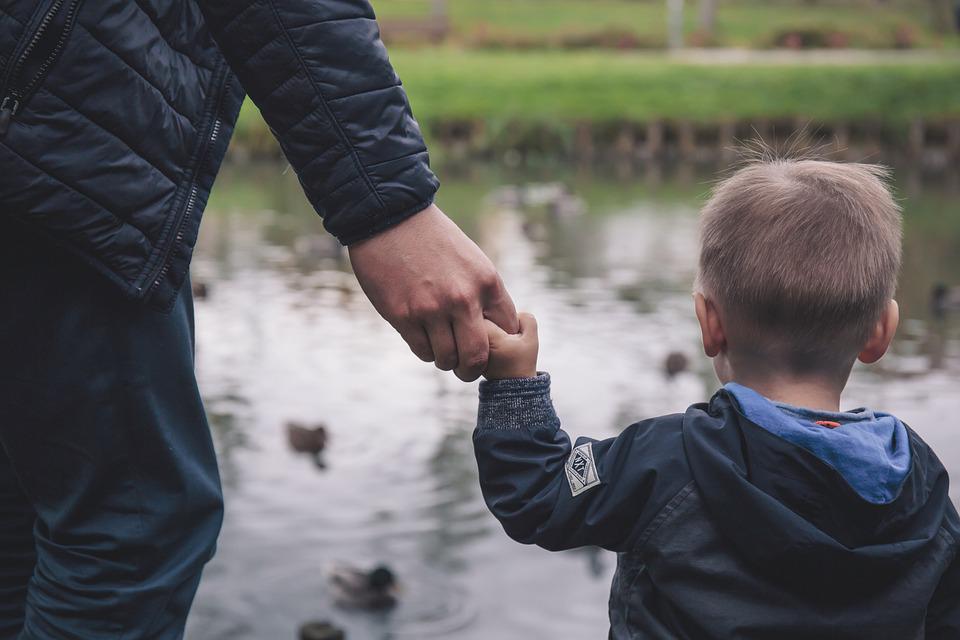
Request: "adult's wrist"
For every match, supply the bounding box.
[341,200,437,248]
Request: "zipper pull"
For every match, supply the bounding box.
[0,96,20,138]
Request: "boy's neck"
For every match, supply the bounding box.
[729,375,843,413]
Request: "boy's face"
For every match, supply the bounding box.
[692,293,900,386]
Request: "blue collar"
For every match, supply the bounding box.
[724,383,911,504]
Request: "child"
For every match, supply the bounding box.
[473,156,960,639]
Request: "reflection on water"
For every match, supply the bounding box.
[185,162,960,639]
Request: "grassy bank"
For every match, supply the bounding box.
[233,51,960,153]
[374,0,958,49]
[391,51,960,122]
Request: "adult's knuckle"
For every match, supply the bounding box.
[395,304,416,324]
[457,296,476,312]
[442,286,471,308]
[479,270,500,293]
[411,299,440,319]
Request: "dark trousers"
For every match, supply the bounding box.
[0,229,222,639]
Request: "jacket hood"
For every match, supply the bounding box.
[724,382,911,505]
[682,390,954,595]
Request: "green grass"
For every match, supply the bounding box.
[372,0,958,49]
[234,51,960,149]
[385,50,960,123]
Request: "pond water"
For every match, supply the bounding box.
[184,161,960,640]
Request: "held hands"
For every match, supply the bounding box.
[483,313,539,380]
[348,204,519,382]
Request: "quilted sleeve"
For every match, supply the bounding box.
[197,0,439,245]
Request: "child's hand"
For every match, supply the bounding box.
[484,312,539,380]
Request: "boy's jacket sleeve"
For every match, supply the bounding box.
[473,373,692,553]
[197,0,439,245]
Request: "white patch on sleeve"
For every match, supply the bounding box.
[565,442,601,496]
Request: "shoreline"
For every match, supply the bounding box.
[230,50,960,164]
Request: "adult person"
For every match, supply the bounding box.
[0,1,517,638]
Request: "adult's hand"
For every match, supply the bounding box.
[348,204,519,382]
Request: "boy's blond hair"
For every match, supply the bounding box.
[697,155,902,375]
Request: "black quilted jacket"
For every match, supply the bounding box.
[0,0,438,310]
[476,381,960,639]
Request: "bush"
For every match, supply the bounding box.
[688,29,720,48]
[465,24,551,50]
[556,28,664,50]
[893,23,919,49]
[770,27,852,49]
[465,24,664,51]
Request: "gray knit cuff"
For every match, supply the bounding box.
[477,372,560,431]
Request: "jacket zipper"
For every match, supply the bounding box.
[145,112,224,298]
[0,0,83,138]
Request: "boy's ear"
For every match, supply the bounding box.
[694,293,726,358]
[858,299,900,365]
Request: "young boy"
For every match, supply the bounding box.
[474,156,960,639]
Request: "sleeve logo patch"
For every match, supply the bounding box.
[565,442,601,496]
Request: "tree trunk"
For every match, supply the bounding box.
[928,0,954,33]
[667,0,684,49]
[698,0,717,36]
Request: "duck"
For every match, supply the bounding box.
[663,351,689,379]
[520,219,548,242]
[298,620,346,640]
[329,564,399,611]
[191,280,210,300]
[286,422,329,468]
[579,545,606,578]
[286,422,328,454]
[931,283,960,319]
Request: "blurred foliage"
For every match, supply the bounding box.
[373,0,960,50]
[231,51,960,156]
[231,3,960,155]
[233,52,959,144]
[389,51,959,122]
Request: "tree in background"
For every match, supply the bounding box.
[667,0,684,48]
[699,0,718,38]
[928,0,959,32]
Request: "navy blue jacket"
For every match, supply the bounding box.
[474,374,960,639]
[0,0,437,310]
